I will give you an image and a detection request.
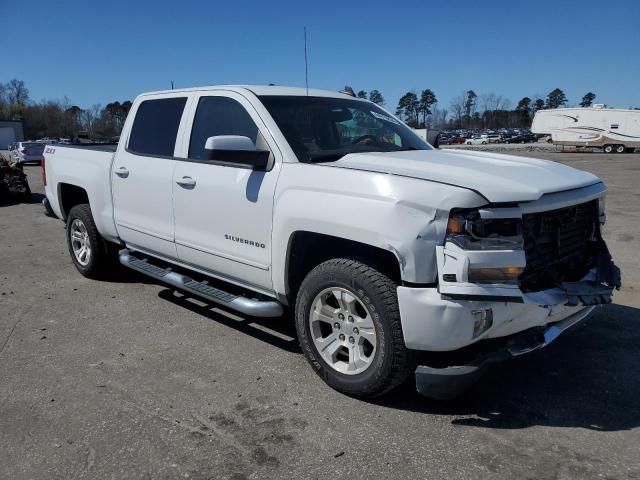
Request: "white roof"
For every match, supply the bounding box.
[539,107,640,114]
[139,84,364,100]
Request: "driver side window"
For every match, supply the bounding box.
[188,96,259,160]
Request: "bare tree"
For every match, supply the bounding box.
[80,104,102,135]
[432,106,448,129]
[449,93,466,128]
[6,79,29,105]
[0,83,7,105]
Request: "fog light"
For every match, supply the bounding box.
[472,308,493,338]
[468,266,523,284]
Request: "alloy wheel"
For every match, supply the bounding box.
[308,287,377,375]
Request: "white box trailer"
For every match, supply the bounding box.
[531,106,640,153]
[0,121,25,149]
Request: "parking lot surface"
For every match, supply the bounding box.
[1,153,639,479]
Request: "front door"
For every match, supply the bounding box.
[112,95,188,258]
[172,92,281,292]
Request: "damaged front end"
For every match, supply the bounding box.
[414,183,621,398]
[415,305,597,399]
[518,198,621,305]
[436,183,621,307]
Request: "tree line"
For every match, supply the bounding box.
[1,78,601,140]
[0,79,131,140]
[357,87,598,130]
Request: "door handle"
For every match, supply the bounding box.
[114,166,129,178]
[176,176,196,188]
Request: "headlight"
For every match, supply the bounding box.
[446,210,523,251]
[598,195,606,224]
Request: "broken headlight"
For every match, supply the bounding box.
[598,195,606,225]
[446,210,523,251]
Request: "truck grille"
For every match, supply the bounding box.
[520,200,599,292]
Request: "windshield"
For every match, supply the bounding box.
[259,95,431,163]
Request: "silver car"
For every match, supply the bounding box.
[8,142,45,164]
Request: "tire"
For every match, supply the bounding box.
[295,258,412,398]
[603,144,614,154]
[66,204,111,279]
[615,144,626,154]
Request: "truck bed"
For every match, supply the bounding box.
[50,143,118,152]
[44,143,119,242]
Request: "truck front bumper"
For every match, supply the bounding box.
[397,286,597,352]
[397,274,617,398]
[413,305,595,399]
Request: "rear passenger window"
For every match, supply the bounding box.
[188,96,258,160]
[128,97,187,157]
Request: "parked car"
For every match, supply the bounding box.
[505,135,529,144]
[484,134,502,144]
[437,135,451,145]
[8,141,45,164]
[43,85,620,399]
[465,137,487,145]
[449,136,465,144]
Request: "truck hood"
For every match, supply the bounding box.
[329,149,601,203]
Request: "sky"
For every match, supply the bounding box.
[2,0,640,111]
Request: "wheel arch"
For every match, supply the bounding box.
[281,231,402,306]
[57,183,90,220]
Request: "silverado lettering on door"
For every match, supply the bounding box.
[224,234,266,249]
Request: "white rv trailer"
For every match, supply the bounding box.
[531,105,640,153]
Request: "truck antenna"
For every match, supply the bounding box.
[304,27,309,96]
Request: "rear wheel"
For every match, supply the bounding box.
[615,144,626,154]
[295,258,412,398]
[66,204,111,279]
[603,144,614,153]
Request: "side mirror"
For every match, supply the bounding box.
[204,135,270,170]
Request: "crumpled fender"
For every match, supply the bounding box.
[271,163,487,295]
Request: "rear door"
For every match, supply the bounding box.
[112,94,189,259]
[171,91,281,291]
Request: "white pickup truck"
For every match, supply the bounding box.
[43,85,621,399]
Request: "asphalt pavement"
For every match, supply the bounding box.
[1,154,639,479]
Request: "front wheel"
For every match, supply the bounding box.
[603,144,614,153]
[295,258,412,398]
[66,204,112,279]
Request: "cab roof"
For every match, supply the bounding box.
[138,85,365,101]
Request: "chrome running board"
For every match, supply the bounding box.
[119,249,283,318]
